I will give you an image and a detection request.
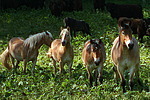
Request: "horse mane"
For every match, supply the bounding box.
[86,44,92,53]
[23,32,47,49]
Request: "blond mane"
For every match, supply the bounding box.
[23,31,51,49]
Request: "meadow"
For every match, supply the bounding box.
[0,0,149,99]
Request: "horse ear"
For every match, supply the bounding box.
[60,27,63,31]
[45,31,49,35]
[120,21,125,28]
[120,21,129,30]
[90,39,94,44]
[67,26,70,31]
[129,20,132,26]
[98,39,102,44]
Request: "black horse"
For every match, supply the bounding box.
[63,17,91,37]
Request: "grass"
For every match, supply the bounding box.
[0,0,150,99]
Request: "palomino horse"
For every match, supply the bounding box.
[47,27,74,77]
[0,31,53,74]
[82,39,106,87]
[111,22,141,92]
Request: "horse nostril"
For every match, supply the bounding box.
[62,41,66,46]
[128,43,134,50]
[95,61,100,66]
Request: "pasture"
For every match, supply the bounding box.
[0,0,149,99]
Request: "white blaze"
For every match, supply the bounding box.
[94,57,100,63]
[125,40,133,49]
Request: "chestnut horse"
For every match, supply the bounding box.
[82,39,106,87]
[0,31,53,74]
[111,22,141,92]
[47,27,74,77]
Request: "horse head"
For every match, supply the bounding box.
[44,31,54,46]
[90,39,102,66]
[119,24,134,50]
[60,27,71,46]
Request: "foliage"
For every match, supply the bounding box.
[0,0,150,99]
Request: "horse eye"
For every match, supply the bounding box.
[122,31,125,34]
[95,47,98,50]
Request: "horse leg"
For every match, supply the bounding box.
[23,59,28,73]
[137,27,144,43]
[10,56,16,74]
[113,66,120,84]
[86,66,93,87]
[135,67,142,86]
[98,65,103,84]
[10,56,15,68]
[71,30,73,37]
[94,69,98,86]
[117,66,126,93]
[14,60,20,72]
[74,30,76,37]
[135,66,143,91]
[138,34,143,43]
[68,62,72,78]
[16,61,20,68]
[129,67,136,91]
[52,58,56,75]
[31,59,37,75]
[59,61,65,74]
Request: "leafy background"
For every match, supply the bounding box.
[0,0,149,99]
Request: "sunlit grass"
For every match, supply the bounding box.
[0,0,150,99]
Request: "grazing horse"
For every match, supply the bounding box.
[111,22,141,92]
[47,27,74,77]
[0,31,53,74]
[82,39,106,87]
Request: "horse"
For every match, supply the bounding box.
[82,39,106,87]
[47,27,74,77]
[111,22,141,92]
[118,17,149,43]
[0,31,53,74]
[63,17,91,37]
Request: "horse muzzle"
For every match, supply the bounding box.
[95,61,100,66]
[62,41,66,46]
[128,43,134,50]
[125,40,134,50]
[94,58,100,66]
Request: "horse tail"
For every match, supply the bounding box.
[0,47,12,70]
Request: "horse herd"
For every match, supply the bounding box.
[0,17,145,93]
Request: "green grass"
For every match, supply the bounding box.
[0,0,150,99]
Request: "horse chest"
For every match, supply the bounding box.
[54,46,73,62]
[120,52,134,67]
[89,63,99,70]
[62,54,72,62]
[28,50,38,60]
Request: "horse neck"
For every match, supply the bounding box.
[35,39,44,49]
[24,36,44,50]
[118,36,128,52]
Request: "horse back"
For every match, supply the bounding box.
[9,37,24,50]
[8,37,24,61]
